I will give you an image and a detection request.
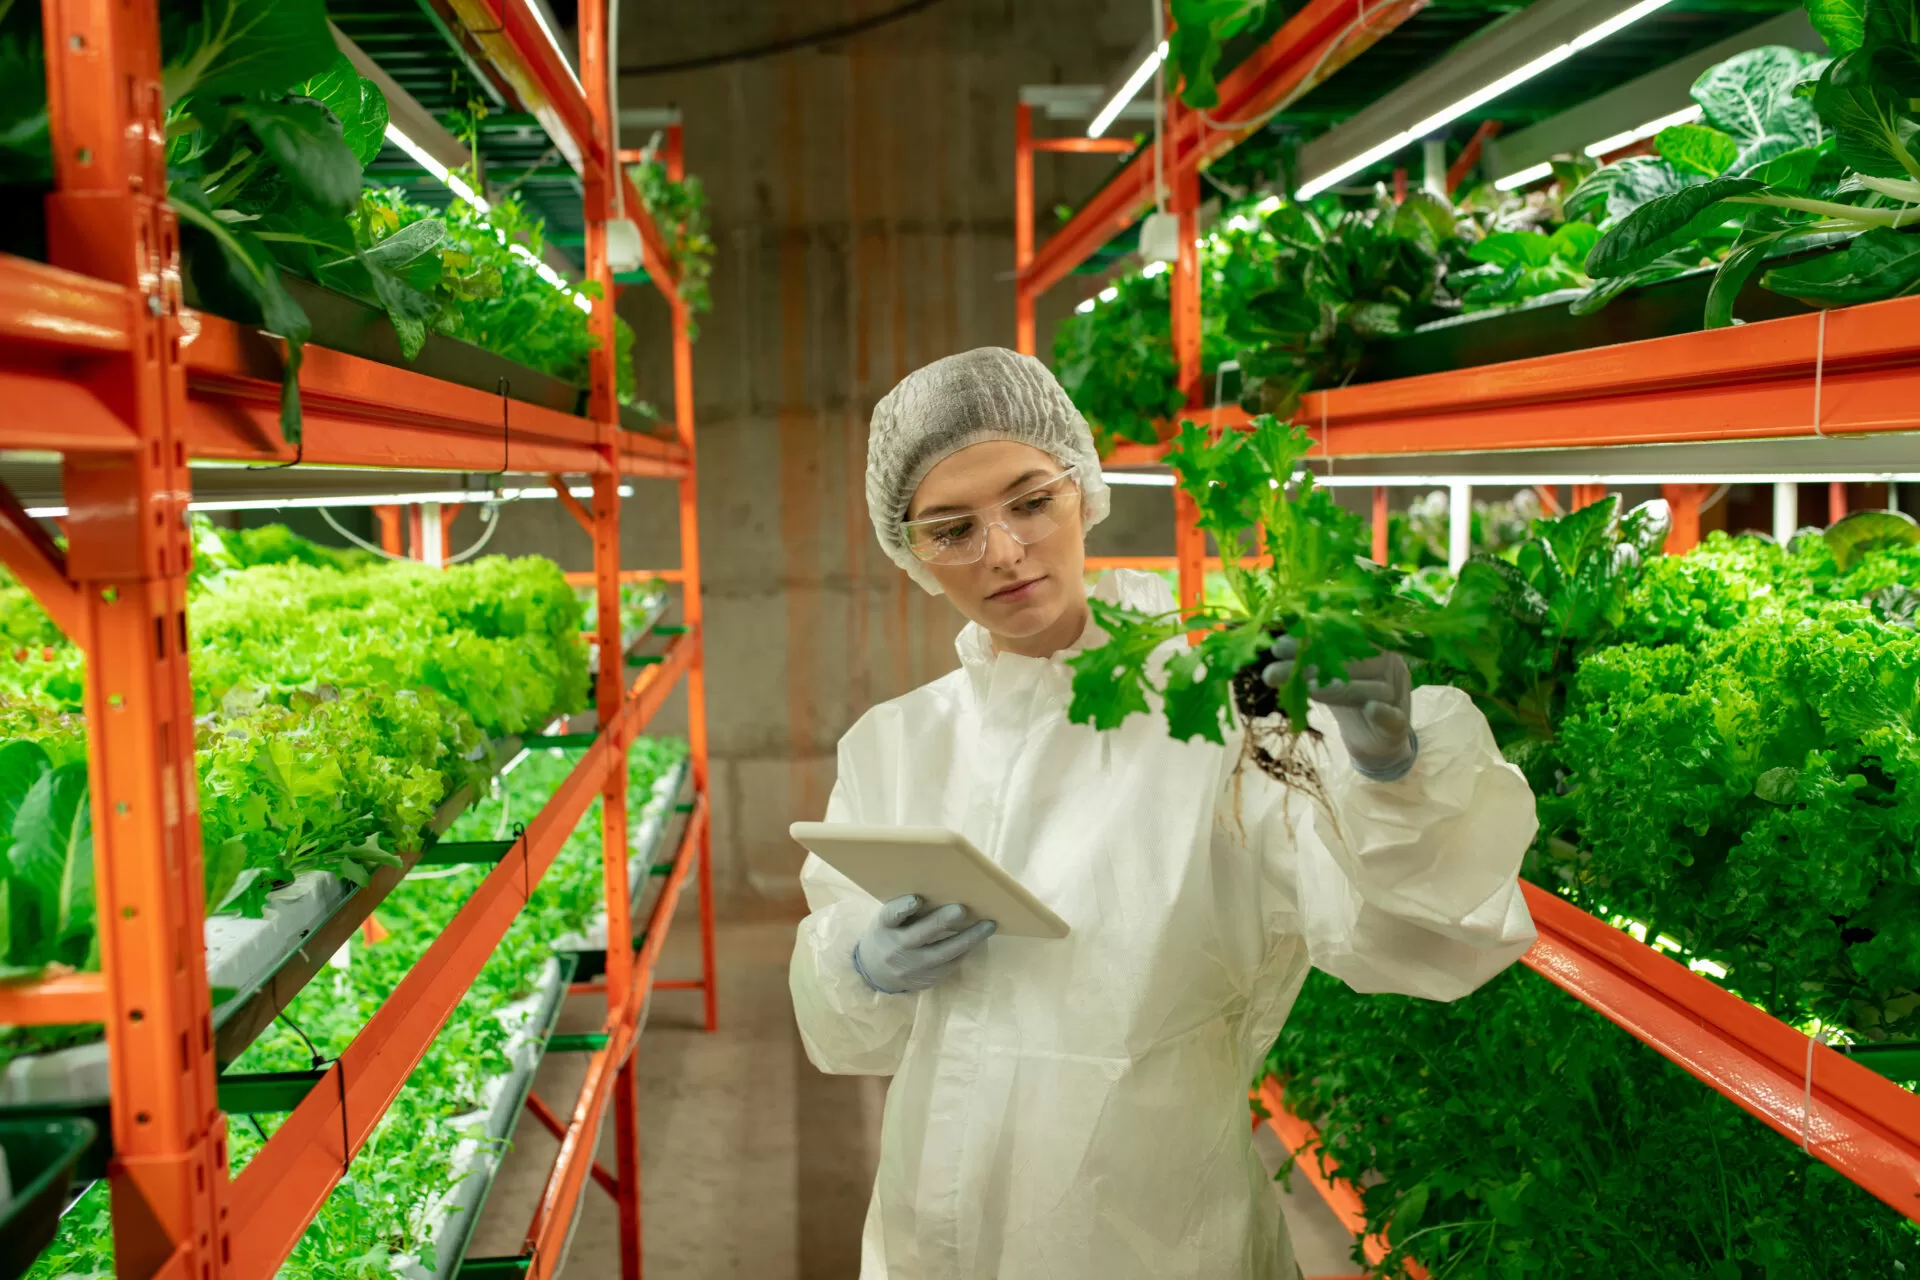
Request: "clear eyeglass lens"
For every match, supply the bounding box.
[905,474,1081,566]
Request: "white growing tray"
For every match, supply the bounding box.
[549,758,691,954]
[393,954,570,1280]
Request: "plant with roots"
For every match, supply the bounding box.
[1064,418,1495,790]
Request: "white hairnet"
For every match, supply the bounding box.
[866,347,1110,594]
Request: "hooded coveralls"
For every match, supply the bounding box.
[790,570,1538,1279]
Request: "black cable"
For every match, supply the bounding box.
[618,0,947,77]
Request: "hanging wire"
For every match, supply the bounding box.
[317,502,503,563]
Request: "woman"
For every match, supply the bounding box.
[790,347,1537,1279]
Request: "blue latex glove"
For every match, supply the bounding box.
[1261,635,1419,781]
[853,894,997,995]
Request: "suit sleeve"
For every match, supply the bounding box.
[789,768,917,1075]
[1256,685,1539,1001]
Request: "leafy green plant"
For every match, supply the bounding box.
[1269,966,1920,1277]
[27,737,689,1279]
[1064,418,1505,797]
[628,156,716,335]
[1455,222,1599,311]
[1578,9,1920,326]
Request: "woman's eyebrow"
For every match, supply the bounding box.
[913,470,1050,520]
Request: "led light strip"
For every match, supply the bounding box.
[384,123,593,315]
[1494,103,1707,191]
[22,485,634,520]
[1089,41,1169,140]
[1297,0,1677,199]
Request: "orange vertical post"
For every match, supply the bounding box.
[1015,102,1036,355]
[439,502,461,555]
[1662,483,1714,555]
[1570,483,1607,511]
[579,7,640,1277]
[667,121,718,1037]
[1169,162,1205,622]
[406,505,424,559]
[1829,480,1847,525]
[1371,485,1389,564]
[43,0,227,1272]
[374,504,402,556]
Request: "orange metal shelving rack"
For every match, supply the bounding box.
[1017,4,1920,1256]
[0,2,710,1276]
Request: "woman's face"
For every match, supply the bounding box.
[907,441,1089,654]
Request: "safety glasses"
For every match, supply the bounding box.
[902,467,1082,566]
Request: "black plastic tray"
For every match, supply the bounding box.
[0,1117,95,1280]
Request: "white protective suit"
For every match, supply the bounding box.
[790,570,1538,1279]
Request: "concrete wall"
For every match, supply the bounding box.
[470,0,1156,902]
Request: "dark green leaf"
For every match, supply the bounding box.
[1823,508,1920,568]
[0,739,51,840]
[216,867,273,919]
[1868,42,1920,97]
[292,54,388,170]
[1564,155,1696,224]
[1754,765,1800,803]
[1763,226,1920,307]
[161,0,336,106]
[1658,124,1740,177]
[1807,0,1867,53]
[10,763,91,955]
[231,99,361,218]
[1586,177,1766,278]
[1864,0,1919,52]
[1810,51,1918,178]
[1690,47,1828,155]
[1704,234,1785,328]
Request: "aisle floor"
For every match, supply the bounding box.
[467,897,1359,1277]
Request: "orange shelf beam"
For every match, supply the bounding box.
[0,971,107,1027]
[1020,0,1424,298]
[521,793,709,1273]
[1100,293,1920,461]
[176,312,688,476]
[224,632,696,1276]
[0,253,131,354]
[1256,1077,1430,1277]
[1518,883,1920,1225]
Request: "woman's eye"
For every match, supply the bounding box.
[1018,495,1055,514]
[933,521,974,545]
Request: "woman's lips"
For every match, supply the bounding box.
[990,577,1044,602]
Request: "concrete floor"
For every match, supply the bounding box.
[465,893,1361,1278]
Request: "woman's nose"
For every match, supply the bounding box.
[981,521,1024,569]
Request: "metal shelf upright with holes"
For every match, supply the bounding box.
[1013,4,1920,1254]
[0,1,713,1276]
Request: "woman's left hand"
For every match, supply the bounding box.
[1261,635,1418,781]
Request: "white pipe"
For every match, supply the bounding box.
[1772,482,1799,544]
[1448,481,1473,572]
[420,501,445,568]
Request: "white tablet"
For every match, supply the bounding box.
[789,823,1070,940]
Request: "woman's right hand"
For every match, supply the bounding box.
[853,894,996,994]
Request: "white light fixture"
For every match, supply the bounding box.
[1089,40,1168,139]
[1297,0,1677,199]
[1099,470,1920,490]
[1494,161,1553,192]
[385,123,489,212]
[22,485,633,520]
[1584,103,1703,158]
[1100,471,1177,486]
[1098,285,1119,303]
[1075,298,1098,314]
[385,122,593,316]
[524,0,584,94]
[1141,260,1169,278]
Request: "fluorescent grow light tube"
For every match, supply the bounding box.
[1089,40,1168,139]
[1102,471,1920,489]
[385,123,489,212]
[1494,161,1553,191]
[22,486,634,520]
[1584,103,1703,158]
[1296,0,1677,199]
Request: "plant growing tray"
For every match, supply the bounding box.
[183,275,671,437]
[0,1118,95,1280]
[0,730,545,1105]
[550,757,691,954]
[393,953,575,1280]
[1352,253,1824,387]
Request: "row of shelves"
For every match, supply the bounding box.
[1019,0,1920,1251]
[0,0,713,1275]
